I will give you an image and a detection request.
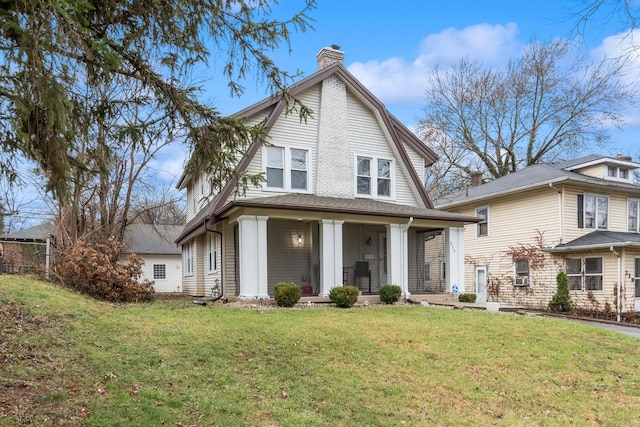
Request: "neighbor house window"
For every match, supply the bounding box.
[582,194,608,230]
[629,199,639,232]
[635,258,640,301]
[356,156,393,198]
[153,264,167,280]
[265,146,309,191]
[424,262,431,283]
[441,261,446,280]
[476,207,489,237]
[207,233,218,272]
[184,242,194,276]
[565,257,603,292]
[514,258,529,286]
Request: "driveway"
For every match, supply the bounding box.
[573,319,640,338]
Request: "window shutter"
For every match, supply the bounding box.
[577,194,584,228]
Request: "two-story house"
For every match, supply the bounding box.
[174,46,477,300]
[436,154,640,314]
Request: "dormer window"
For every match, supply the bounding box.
[606,165,631,181]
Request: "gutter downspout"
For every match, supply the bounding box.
[610,246,621,323]
[549,183,563,245]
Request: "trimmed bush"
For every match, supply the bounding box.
[329,285,359,308]
[549,271,574,313]
[379,284,402,304]
[274,282,301,307]
[458,293,477,303]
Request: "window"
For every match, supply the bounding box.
[514,258,529,286]
[440,261,446,280]
[582,194,608,230]
[357,157,371,195]
[476,207,488,237]
[356,156,393,198]
[565,257,603,292]
[606,165,630,181]
[266,146,284,188]
[153,264,167,280]
[184,242,193,276]
[207,233,218,272]
[377,160,391,197]
[635,257,640,298]
[424,262,431,282]
[629,199,639,232]
[290,149,307,190]
[265,146,309,191]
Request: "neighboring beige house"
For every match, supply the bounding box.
[436,154,640,314]
[122,224,184,293]
[175,46,477,300]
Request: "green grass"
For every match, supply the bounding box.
[2,275,640,426]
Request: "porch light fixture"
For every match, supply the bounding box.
[366,237,372,246]
[297,234,303,246]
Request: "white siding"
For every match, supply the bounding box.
[138,254,183,293]
[346,91,421,206]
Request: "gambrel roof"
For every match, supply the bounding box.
[176,59,470,246]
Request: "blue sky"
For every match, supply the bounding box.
[155,0,640,182]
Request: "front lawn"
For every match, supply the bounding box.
[1,275,639,426]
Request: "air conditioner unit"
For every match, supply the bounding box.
[514,277,529,287]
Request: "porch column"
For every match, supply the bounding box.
[237,215,269,299]
[445,227,465,293]
[319,219,343,297]
[386,223,410,297]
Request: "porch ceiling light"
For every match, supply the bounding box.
[297,234,303,246]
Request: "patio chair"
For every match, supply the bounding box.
[354,261,371,294]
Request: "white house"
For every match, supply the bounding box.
[123,224,184,293]
[175,46,477,300]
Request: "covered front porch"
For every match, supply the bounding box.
[234,215,467,299]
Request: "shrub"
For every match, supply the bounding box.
[56,238,155,303]
[548,271,573,313]
[329,285,359,308]
[458,293,477,303]
[274,282,301,307]
[379,284,402,304]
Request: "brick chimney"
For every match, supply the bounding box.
[471,171,483,187]
[617,153,632,162]
[316,45,344,70]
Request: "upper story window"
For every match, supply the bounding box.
[606,165,631,181]
[629,199,640,232]
[565,257,603,292]
[264,146,309,192]
[579,194,608,230]
[476,207,489,237]
[356,156,393,198]
[514,258,529,286]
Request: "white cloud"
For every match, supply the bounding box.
[149,142,188,184]
[347,23,522,106]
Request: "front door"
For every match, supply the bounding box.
[475,266,488,303]
[379,233,387,286]
[635,258,640,312]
